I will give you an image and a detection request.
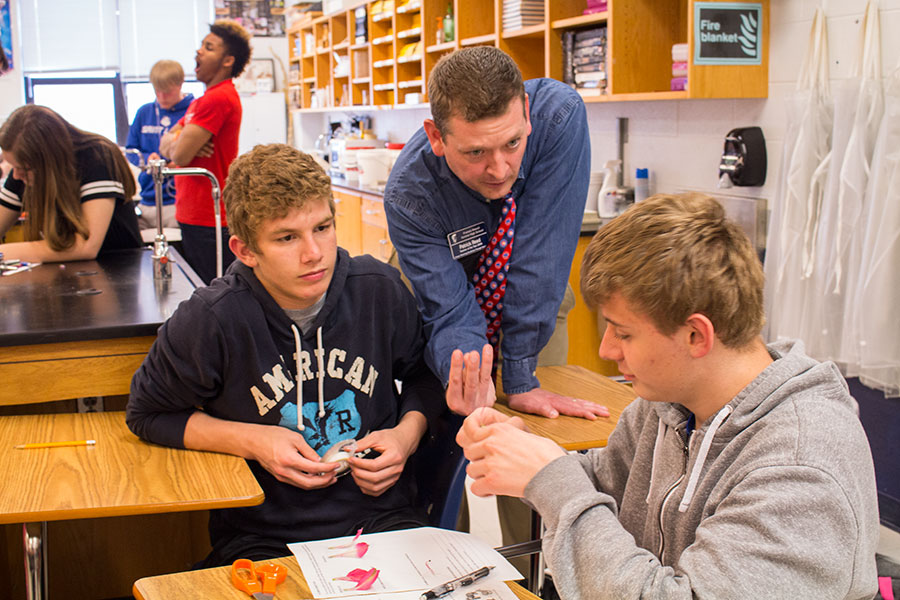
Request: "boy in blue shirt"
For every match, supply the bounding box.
[126,59,194,230]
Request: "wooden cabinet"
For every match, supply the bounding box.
[567,233,619,376]
[332,185,393,263]
[287,0,768,111]
[333,188,363,255]
[361,194,394,262]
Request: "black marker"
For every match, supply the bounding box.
[419,565,495,600]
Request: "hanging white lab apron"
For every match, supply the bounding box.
[764,9,832,343]
[804,2,882,367]
[853,59,900,397]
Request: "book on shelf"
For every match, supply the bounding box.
[562,30,575,85]
[574,61,606,74]
[575,70,607,84]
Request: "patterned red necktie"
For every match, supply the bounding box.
[473,193,517,349]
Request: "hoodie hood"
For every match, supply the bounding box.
[160,93,194,116]
[648,338,857,512]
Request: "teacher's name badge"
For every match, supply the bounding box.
[447,223,489,260]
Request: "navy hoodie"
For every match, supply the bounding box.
[127,249,445,544]
[125,94,193,205]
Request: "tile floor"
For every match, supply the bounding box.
[466,477,900,566]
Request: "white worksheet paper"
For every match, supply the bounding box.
[287,527,522,599]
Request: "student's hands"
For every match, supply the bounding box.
[249,425,339,490]
[457,407,566,498]
[348,412,426,497]
[148,152,161,162]
[446,344,496,416]
[507,387,610,420]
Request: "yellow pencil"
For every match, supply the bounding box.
[14,439,96,449]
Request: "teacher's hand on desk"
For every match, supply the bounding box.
[456,407,566,498]
[507,387,610,420]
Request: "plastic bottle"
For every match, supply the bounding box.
[442,3,454,43]
[634,168,649,203]
[597,159,621,218]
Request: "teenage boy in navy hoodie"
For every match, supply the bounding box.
[125,59,194,229]
[456,193,880,599]
[127,144,444,566]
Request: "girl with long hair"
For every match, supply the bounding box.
[0,104,141,261]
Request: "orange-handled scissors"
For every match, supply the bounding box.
[231,559,287,600]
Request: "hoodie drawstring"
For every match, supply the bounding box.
[646,418,667,504]
[292,324,326,429]
[678,404,733,512]
[292,324,305,431]
[315,326,325,418]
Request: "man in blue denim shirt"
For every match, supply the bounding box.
[384,47,608,421]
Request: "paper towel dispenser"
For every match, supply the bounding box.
[718,126,766,187]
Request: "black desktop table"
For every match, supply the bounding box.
[0,247,201,405]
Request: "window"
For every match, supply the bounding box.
[17,0,214,144]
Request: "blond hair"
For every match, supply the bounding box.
[149,60,184,91]
[580,193,765,348]
[224,144,333,252]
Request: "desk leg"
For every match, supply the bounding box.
[528,510,544,596]
[23,522,48,600]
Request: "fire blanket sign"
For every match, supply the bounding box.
[694,2,763,65]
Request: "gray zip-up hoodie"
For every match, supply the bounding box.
[525,340,879,599]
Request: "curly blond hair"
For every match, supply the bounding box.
[224,144,333,252]
[580,193,765,349]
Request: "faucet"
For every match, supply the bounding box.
[146,159,222,281]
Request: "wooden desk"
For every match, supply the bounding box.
[0,247,201,405]
[0,411,263,600]
[134,555,538,600]
[495,364,636,592]
[496,364,636,450]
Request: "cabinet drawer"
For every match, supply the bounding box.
[361,196,388,229]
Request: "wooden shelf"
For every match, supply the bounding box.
[501,24,544,39]
[396,1,421,14]
[459,33,496,47]
[286,0,768,113]
[551,12,608,30]
[397,27,422,39]
[426,41,455,53]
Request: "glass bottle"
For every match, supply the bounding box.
[442,3,454,43]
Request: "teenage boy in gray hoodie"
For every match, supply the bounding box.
[455,193,880,599]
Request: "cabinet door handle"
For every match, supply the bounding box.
[365,209,378,215]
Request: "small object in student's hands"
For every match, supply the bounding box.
[419,565,495,600]
[15,439,96,449]
[231,559,286,600]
